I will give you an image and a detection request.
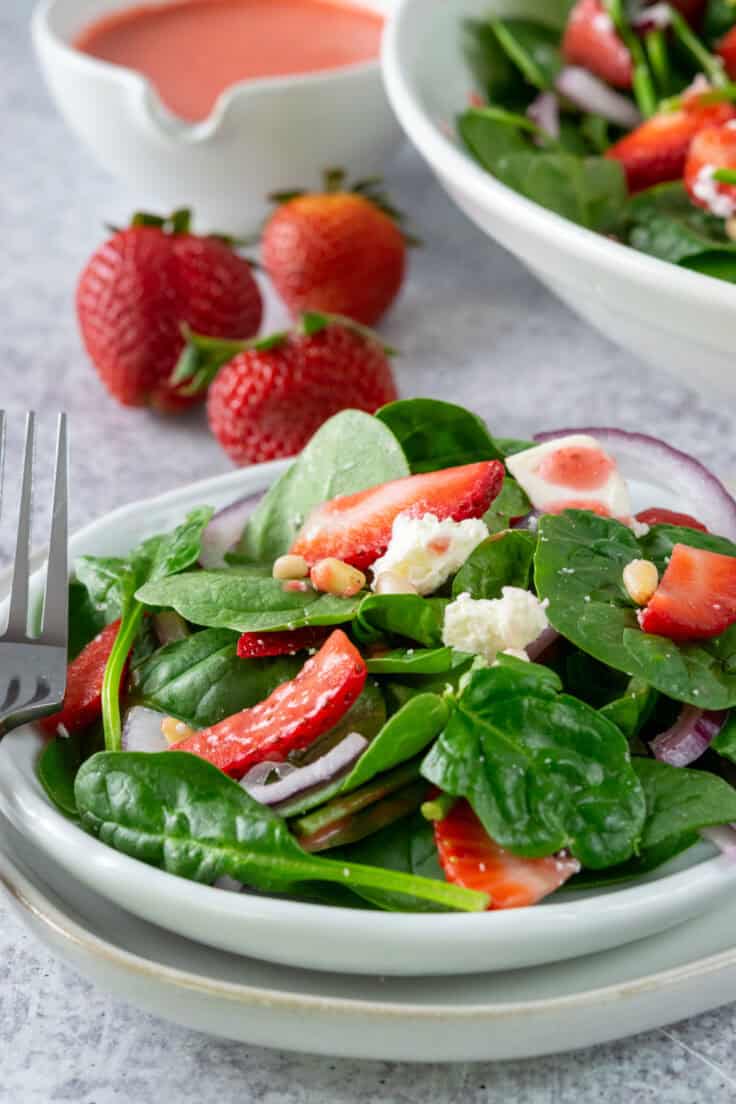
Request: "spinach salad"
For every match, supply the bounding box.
[38,399,736,913]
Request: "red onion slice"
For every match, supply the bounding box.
[555,67,642,129]
[650,706,726,767]
[527,91,560,142]
[121,706,169,753]
[199,493,262,569]
[534,427,736,540]
[241,732,368,806]
[526,625,561,661]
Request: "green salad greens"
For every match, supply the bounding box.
[37,399,736,914]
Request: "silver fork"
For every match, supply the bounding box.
[0,412,69,737]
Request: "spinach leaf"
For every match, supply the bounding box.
[623,626,736,711]
[376,398,504,472]
[294,679,386,764]
[599,677,658,742]
[460,109,627,232]
[67,579,107,659]
[704,0,736,43]
[626,182,736,265]
[132,628,302,727]
[333,810,445,912]
[366,647,471,676]
[712,711,736,762]
[452,530,535,599]
[37,726,102,818]
[639,523,736,574]
[572,758,736,886]
[681,251,736,283]
[74,751,486,912]
[488,18,562,90]
[277,693,450,818]
[463,17,531,107]
[536,511,736,709]
[483,476,531,534]
[75,555,130,622]
[137,571,360,633]
[421,658,646,868]
[354,594,447,647]
[237,411,409,562]
[98,507,214,752]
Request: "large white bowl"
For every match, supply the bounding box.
[3,459,736,977]
[32,0,403,233]
[382,0,736,399]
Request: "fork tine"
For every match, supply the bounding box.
[5,412,35,639]
[40,413,68,646]
[0,411,6,516]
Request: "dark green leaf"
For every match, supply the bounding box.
[488,18,563,89]
[535,511,736,708]
[67,579,107,659]
[37,727,102,818]
[237,411,409,562]
[681,251,736,283]
[704,0,736,43]
[421,658,646,868]
[136,571,360,633]
[354,594,447,647]
[375,398,504,472]
[483,476,531,534]
[599,677,659,742]
[572,757,736,886]
[132,627,302,727]
[366,647,471,675]
[493,150,627,232]
[74,752,487,911]
[639,523,736,574]
[627,182,736,265]
[462,18,532,107]
[712,711,736,762]
[452,530,535,598]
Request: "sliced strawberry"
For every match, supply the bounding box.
[636,507,707,532]
[434,800,580,910]
[173,629,366,777]
[41,620,122,735]
[606,99,736,193]
[639,543,736,640]
[717,24,736,79]
[562,0,633,88]
[290,461,505,570]
[685,122,736,215]
[236,626,331,658]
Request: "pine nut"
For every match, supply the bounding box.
[310,558,366,597]
[162,716,194,745]
[373,571,419,596]
[623,558,659,606]
[273,554,309,580]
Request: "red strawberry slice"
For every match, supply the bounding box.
[636,507,707,532]
[685,122,736,214]
[290,461,505,571]
[41,620,122,735]
[606,99,736,193]
[562,0,633,89]
[236,626,331,658]
[173,629,366,777]
[434,800,580,909]
[717,24,736,79]
[639,543,736,640]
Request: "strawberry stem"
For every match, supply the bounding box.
[421,793,457,823]
[713,168,736,185]
[324,167,347,193]
[171,326,288,395]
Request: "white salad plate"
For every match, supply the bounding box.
[382,0,736,400]
[1,460,736,978]
[5,810,736,1062]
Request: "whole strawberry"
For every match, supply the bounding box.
[173,313,398,464]
[76,209,262,412]
[262,171,411,326]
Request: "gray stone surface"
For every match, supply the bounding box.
[3,0,736,1099]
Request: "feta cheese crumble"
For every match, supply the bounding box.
[442,588,549,664]
[692,164,736,219]
[370,513,488,595]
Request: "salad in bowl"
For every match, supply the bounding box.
[36,399,736,917]
[458,0,736,283]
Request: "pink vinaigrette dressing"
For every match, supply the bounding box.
[537,446,614,491]
[74,0,384,121]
